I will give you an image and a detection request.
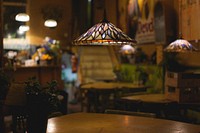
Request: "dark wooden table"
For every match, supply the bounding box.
[121,93,174,104]
[120,93,200,123]
[80,82,149,112]
[80,82,149,91]
[47,112,200,133]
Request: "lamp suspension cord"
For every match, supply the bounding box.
[179,0,182,39]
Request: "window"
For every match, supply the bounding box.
[3,0,27,39]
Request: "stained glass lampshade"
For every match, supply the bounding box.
[164,39,198,52]
[73,19,136,45]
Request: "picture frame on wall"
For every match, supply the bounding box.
[126,0,156,44]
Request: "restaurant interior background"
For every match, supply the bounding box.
[1,0,200,130]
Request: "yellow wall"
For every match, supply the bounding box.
[117,0,128,32]
[27,0,71,47]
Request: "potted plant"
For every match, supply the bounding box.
[24,77,60,133]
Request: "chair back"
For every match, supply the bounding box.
[105,109,156,118]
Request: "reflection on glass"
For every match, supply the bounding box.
[3,5,26,38]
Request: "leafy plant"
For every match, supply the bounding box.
[24,77,60,113]
[24,77,41,95]
[43,80,61,112]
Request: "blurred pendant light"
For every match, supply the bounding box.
[120,45,136,54]
[19,25,30,32]
[44,19,57,28]
[73,11,136,45]
[164,39,197,52]
[15,13,30,22]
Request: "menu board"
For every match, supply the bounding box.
[181,0,200,40]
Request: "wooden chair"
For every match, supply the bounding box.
[105,109,156,118]
[79,83,99,112]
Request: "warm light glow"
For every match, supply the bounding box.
[17,30,24,35]
[120,45,135,54]
[44,19,57,27]
[19,25,30,32]
[15,13,30,22]
[47,120,56,133]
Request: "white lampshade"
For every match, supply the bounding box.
[15,13,30,22]
[120,45,135,54]
[19,25,30,32]
[44,19,57,27]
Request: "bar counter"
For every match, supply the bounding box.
[5,65,63,86]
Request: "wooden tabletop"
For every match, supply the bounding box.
[121,93,175,104]
[47,113,200,133]
[80,82,148,90]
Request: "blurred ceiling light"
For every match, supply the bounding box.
[44,19,57,28]
[15,13,30,22]
[17,29,25,35]
[120,45,135,54]
[164,39,198,52]
[19,25,30,32]
[42,5,63,28]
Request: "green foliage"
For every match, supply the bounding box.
[24,77,60,113]
[115,64,164,93]
[43,80,61,111]
[24,77,41,95]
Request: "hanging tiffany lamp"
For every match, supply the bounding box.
[73,17,136,45]
[164,39,198,52]
[164,0,198,53]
